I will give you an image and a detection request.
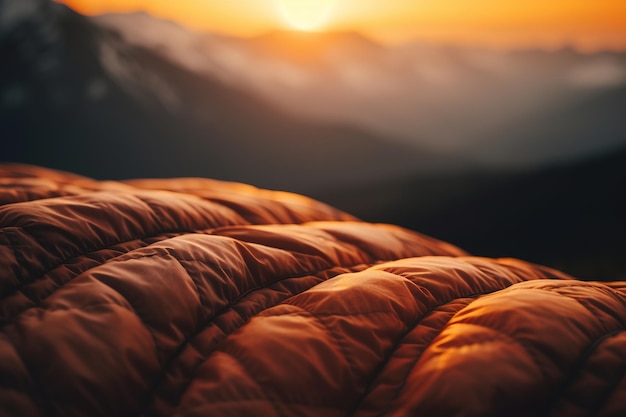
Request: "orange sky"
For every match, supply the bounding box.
[57,0,626,50]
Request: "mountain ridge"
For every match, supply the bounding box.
[314,145,626,280]
[92,9,626,169]
[1,0,444,192]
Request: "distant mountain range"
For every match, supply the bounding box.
[97,11,626,169]
[0,0,442,192]
[4,2,626,182]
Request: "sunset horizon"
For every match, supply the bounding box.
[55,0,626,51]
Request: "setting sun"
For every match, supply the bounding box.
[276,0,335,31]
[55,0,626,51]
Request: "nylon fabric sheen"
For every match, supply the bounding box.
[1,164,625,417]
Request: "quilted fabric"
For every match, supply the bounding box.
[1,164,625,417]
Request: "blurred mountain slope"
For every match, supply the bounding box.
[0,0,439,191]
[317,146,626,280]
[96,12,626,168]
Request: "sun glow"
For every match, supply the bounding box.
[276,0,336,31]
[56,1,626,51]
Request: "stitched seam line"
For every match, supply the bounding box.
[171,256,206,310]
[288,304,360,382]
[358,294,484,417]
[3,228,26,287]
[141,265,364,412]
[0,226,220,300]
[0,229,225,325]
[216,352,288,417]
[347,276,545,417]
[586,362,626,417]
[151,259,402,416]
[544,329,626,417]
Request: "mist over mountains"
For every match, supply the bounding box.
[3,0,626,181]
[0,0,440,191]
[98,11,626,168]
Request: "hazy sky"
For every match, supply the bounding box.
[57,0,626,50]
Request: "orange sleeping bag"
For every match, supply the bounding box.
[1,164,625,417]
